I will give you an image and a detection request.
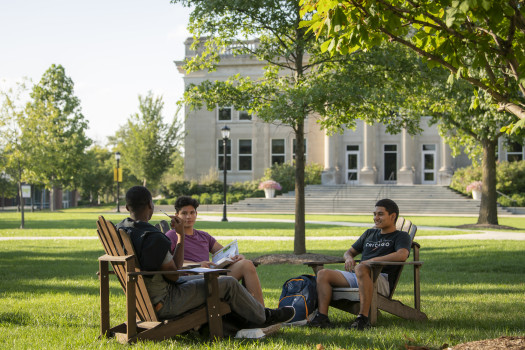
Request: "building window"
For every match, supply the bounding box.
[218,139,231,171]
[238,139,252,171]
[384,144,397,181]
[238,111,252,121]
[293,138,307,161]
[218,106,232,121]
[507,142,524,162]
[271,139,285,165]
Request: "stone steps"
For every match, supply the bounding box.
[228,185,513,215]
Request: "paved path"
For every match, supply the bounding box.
[1,215,524,241]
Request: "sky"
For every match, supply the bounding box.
[0,0,192,144]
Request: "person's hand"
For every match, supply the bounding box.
[344,257,355,271]
[170,216,184,234]
[200,261,213,268]
[230,254,244,263]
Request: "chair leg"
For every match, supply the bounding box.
[99,260,110,337]
[125,260,137,342]
[205,273,224,339]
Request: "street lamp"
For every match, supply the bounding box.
[115,151,121,213]
[221,125,230,222]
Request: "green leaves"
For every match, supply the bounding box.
[301,0,525,132]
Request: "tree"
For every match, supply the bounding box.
[301,0,525,132]
[174,0,435,254]
[112,92,182,189]
[77,144,114,205]
[424,72,522,225]
[0,79,31,226]
[22,64,92,211]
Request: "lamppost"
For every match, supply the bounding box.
[221,125,230,222]
[115,151,121,213]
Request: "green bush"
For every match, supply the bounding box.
[450,160,525,206]
[199,193,211,204]
[211,193,223,204]
[167,180,191,197]
[262,161,323,193]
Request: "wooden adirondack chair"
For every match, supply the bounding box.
[96,215,232,343]
[305,217,427,325]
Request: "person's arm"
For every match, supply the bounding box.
[343,246,360,271]
[170,217,185,269]
[364,248,409,263]
[160,256,179,282]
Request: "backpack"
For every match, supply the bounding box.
[278,274,318,324]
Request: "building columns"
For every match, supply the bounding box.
[398,128,415,185]
[438,138,453,185]
[321,132,337,185]
[360,122,376,185]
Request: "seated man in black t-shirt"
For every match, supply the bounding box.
[310,198,411,330]
[116,186,295,328]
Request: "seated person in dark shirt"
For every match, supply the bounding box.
[165,196,264,306]
[309,198,411,330]
[116,185,294,326]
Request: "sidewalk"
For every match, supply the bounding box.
[1,214,524,241]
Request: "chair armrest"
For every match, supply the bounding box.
[98,254,134,262]
[412,241,420,249]
[303,259,346,268]
[128,268,230,277]
[367,261,423,267]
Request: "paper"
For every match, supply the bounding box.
[211,239,238,268]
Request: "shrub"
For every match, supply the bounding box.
[211,193,223,204]
[262,162,323,193]
[451,160,525,207]
[167,180,191,197]
[199,193,211,204]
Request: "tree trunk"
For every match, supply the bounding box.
[294,119,306,255]
[477,139,499,225]
[50,186,55,212]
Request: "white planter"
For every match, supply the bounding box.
[264,188,275,198]
[472,189,481,200]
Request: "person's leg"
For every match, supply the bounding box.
[160,275,267,325]
[227,259,265,306]
[354,263,373,316]
[316,269,351,315]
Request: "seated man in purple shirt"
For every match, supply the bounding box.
[165,196,265,306]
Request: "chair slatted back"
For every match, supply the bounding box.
[386,216,417,298]
[96,216,158,322]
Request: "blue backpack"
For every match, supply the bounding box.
[278,274,318,323]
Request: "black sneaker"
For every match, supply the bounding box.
[309,313,331,328]
[264,306,295,325]
[349,315,370,330]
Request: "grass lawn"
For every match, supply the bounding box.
[2,209,523,239]
[0,209,524,349]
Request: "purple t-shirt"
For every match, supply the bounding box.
[165,229,217,262]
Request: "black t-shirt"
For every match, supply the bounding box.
[116,217,171,271]
[352,228,411,276]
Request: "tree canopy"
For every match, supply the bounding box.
[301,0,525,132]
[22,64,91,208]
[112,92,182,188]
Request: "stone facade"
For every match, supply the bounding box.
[175,38,524,185]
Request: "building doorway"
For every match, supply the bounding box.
[422,144,436,184]
[384,144,397,183]
[346,145,359,184]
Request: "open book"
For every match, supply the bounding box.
[211,239,239,268]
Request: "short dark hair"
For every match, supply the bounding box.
[174,195,199,213]
[375,198,399,222]
[125,186,152,213]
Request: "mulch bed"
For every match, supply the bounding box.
[252,253,342,265]
[456,223,519,230]
[450,336,525,349]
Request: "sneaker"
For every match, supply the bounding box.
[264,306,295,325]
[349,315,371,330]
[309,313,331,328]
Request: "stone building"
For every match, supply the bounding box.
[175,39,524,186]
